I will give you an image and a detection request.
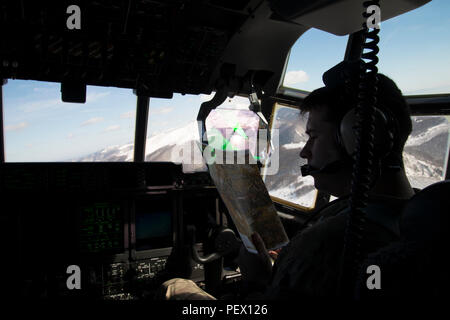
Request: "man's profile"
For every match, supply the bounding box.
[262,61,414,298]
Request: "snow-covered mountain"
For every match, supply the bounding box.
[264,113,449,204]
[404,116,449,189]
[76,143,134,162]
[74,115,449,201]
[75,120,207,172]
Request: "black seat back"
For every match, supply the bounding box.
[355,180,450,299]
[401,180,450,246]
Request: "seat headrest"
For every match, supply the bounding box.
[400,180,450,245]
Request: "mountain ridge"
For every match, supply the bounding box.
[74,116,449,196]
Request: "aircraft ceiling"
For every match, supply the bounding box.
[0,0,429,98]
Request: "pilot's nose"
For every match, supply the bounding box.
[300,139,311,159]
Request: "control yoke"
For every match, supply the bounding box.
[187,225,241,264]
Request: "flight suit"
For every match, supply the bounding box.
[265,196,405,298]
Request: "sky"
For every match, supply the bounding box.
[3,0,449,162]
[283,0,450,94]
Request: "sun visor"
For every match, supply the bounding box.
[270,0,431,36]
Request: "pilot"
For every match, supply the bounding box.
[158,61,415,299]
[241,61,416,299]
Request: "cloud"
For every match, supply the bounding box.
[33,87,57,94]
[67,133,74,139]
[20,98,61,113]
[284,70,309,85]
[200,93,215,102]
[86,91,110,102]
[19,91,110,113]
[5,122,28,131]
[103,125,121,132]
[121,111,135,119]
[81,117,104,126]
[151,106,174,115]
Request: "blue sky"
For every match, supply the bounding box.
[3,0,449,162]
[3,82,208,161]
[284,0,450,94]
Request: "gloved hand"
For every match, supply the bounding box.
[236,233,274,287]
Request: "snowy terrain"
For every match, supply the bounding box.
[76,120,207,171]
[74,115,449,206]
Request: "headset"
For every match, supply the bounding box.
[337,104,396,159]
[325,61,397,159]
[301,60,398,177]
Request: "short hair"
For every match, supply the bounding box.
[300,73,412,166]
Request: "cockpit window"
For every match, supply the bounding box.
[262,103,317,210]
[144,93,203,172]
[283,0,450,95]
[3,80,136,162]
[262,111,450,207]
[377,0,450,95]
[145,93,251,173]
[280,29,348,93]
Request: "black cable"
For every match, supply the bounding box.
[339,0,381,297]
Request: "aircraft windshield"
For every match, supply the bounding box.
[2,82,254,172]
[283,0,450,95]
[3,80,136,162]
[144,94,252,172]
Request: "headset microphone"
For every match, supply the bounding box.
[300,160,343,177]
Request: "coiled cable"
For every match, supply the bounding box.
[339,0,381,297]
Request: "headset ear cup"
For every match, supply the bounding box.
[339,108,358,156]
[339,107,394,158]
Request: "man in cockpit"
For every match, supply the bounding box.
[240,61,415,298]
[158,61,415,299]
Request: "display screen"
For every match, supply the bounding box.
[135,196,173,250]
[79,202,124,254]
